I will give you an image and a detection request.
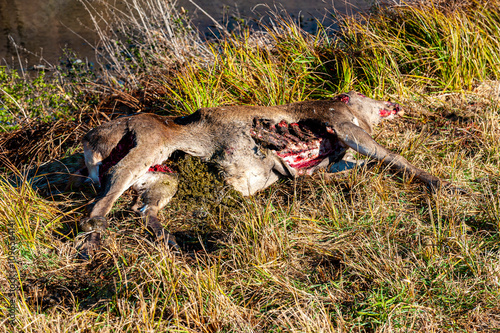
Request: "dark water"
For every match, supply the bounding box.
[0,0,371,67]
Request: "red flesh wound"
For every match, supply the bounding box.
[338,94,350,104]
[251,119,343,174]
[148,164,174,173]
[379,108,396,117]
[276,136,334,170]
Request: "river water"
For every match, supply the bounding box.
[0,0,371,67]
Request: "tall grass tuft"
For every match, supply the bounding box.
[162,29,327,113]
[0,174,64,251]
[336,0,500,96]
[78,0,209,88]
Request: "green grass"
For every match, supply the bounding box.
[336,0,500,95]
[1,0,500,331]
[0,175,64,250]
[160,24,331,113]
[0,67,76,131]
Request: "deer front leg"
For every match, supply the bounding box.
[77,166,142,259]
[78,149,158,259]
[77,216,108,259]
[334,122,465,193]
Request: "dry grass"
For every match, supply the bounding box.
[1,95,498,331]
[1,0,500,331]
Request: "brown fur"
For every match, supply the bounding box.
[77,91,461,258]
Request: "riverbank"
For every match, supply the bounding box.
[1,0,500,331]
[0,0,370,67]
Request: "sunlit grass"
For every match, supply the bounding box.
[0,175,64,251]
[162,27,329,114]
[337,0,500,96]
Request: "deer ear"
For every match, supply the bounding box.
[336,94,350,104]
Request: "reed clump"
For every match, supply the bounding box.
[337,0,500,95]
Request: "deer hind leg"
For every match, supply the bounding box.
[132,172,180,251]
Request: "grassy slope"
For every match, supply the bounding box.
[1,0,500,331]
